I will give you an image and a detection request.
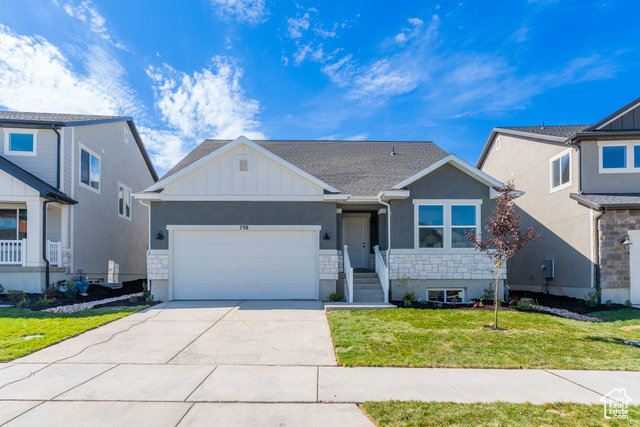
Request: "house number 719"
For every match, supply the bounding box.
[239,225,249,230]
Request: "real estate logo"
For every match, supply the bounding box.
[601,388,632,420]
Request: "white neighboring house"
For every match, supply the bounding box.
[0,111,158,293]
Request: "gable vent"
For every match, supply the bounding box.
[239,159,249,172]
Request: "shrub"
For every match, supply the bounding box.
[43,285,57,299]
[481,284,495,301]
[145,294,155,303]
[7,290,25,304]
[605,299,613,307]
[516,297,534,310]
[328,292,343,302]
[399,275,419,308]
[63,281,78,299]
[0,283,4,294]
[16,298,29,307]
[625,299,633,308]
[142,281,149,298]
[585,290,600,308]
[38,295,54,305]
[129,296,137,303]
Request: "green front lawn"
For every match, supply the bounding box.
[327,308,640,370]
[0,306,148,362]
[363,401,640,427]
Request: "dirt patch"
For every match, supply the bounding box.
[0,279,158,311]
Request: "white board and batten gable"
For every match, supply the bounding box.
[143,136,339,202]
[0,168,40,202]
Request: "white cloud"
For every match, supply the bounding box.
[394,17,425,45]
[146,56,265,169]
[210,0,268,25]
[0,24,137,115]
[287,13,310,38]
[137,127,189,172]
[345,133,368,140]
[55,0,126,50]
[350,60,417,99]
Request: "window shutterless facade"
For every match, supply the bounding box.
[414,200,481,251]
[599,141,640,173]
[549,149,571,192]
[118,184,132,219]
[79,145,101,192]
[3,129,37,156]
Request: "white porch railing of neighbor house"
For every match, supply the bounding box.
[343,245,354,303]
[0,239,26,265]
[48,240,62,267]
[374,245,389,303]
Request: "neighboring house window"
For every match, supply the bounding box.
[80,146,100,192]
[414,200,481,250]
[599,141,640,173]
[118,184,131,219]
[549,149,571,192]
[3,129,37,156]
[495,135,501,151]
[428,289,465,303]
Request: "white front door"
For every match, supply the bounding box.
[629,231,640,304]
[342,218,367,269]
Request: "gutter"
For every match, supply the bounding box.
[43,197,58,290]
[594,207,606,304]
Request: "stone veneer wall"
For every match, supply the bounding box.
[389,253,506,280]
[320,253,340,280]
[599,209,640,289]
[148,253,169,280]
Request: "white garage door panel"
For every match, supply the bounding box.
[173,230,318,300]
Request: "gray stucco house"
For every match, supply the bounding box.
[0,111,157,292]
[137,136,505,303]
[478,96,640,305]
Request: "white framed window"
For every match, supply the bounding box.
[118,183,132,219]
[599,141,640,173]
[3,129,37,156]
[79,144,101,193]
[495,135,501,151]
[427,288,465,303]
[414,199,481,251]
[549,149,571,192]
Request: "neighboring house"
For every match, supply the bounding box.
[136,136,505,303]
[0,111,158,293]
[477,96,640,305]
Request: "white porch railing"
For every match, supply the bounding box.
[48,240,62,267]
[374,245,389,303]
[0,239,26,265]
[343,245,354,303]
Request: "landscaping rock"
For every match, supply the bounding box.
[531,305,602,322]
[44,293,143,314]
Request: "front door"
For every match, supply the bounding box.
[629,231,640,304]
[342,217,367,269]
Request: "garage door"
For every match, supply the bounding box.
[172,229,318,300]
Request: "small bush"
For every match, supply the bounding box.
[145,294,155,303]
[63,281,78,299]
[328,292,342,302]
[516,297,534,310]
[625,299,633,308]
[43,285,57,299]
[16,298,29,307]
[399,275,419,308]
[129,296,138,303]
[142,281,148,298]
[585,290,600,308]
[0,283,4,294]
[481,284,495,301]
[38,295,54,305]
[605,299,613,307]
[7,290,25,304]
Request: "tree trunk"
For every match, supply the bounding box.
[494,264,501,329]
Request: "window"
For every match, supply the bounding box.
[4,129,37,156]
[80,146,100,192]
[0,208,27,240]
[123,128,129,144]
[428,289,465,303]
[236,155,252,174]
[118,184,131,219]
[495,135,501,151]
[415,200,480,250]
[599,141,640,173]
[550,150,571,192]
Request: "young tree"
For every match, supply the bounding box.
[467,181,540,329]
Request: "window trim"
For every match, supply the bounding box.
[79,143,101,194]
[427,288,466,303]
[413,199,482,252]
[598,140,640,173]
[549,148,572,193]
[3,129,37,157]
[494,135,501,151]
[118,183,132,220]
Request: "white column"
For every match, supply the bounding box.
[25,199,44,267]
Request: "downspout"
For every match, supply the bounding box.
[43,197,58,289]
[377,195,392,303]
[51,126,61,190]
[139,199,152,295]
[594,206,606,305]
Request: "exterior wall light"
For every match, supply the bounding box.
[155,231,164,240]
[322,232,330,240]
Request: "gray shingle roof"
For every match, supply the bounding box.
[499,125,590,139]
[570,193,640,209]
[163,140,449,196]
[0,111,128,125]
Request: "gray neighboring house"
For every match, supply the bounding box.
[477,96,640,305]
[0,111,158,293]
[136,136,506,303]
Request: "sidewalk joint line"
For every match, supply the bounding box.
[316,366,320,403]
[174,402,195,427]
[432,368,473,403]
[544,370,605,397]
[184,365,218,402]
[49,364,120,401]
[0,400,45,426]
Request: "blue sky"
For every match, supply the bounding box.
[0,0,639,176]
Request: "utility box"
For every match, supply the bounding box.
[541,259,554,280]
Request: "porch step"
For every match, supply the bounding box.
[351,272,385,303]
[353,272,378,279]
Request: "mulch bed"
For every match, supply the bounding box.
[391,300,518,312]
[510,290,632,314]
[0,279,158,311]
